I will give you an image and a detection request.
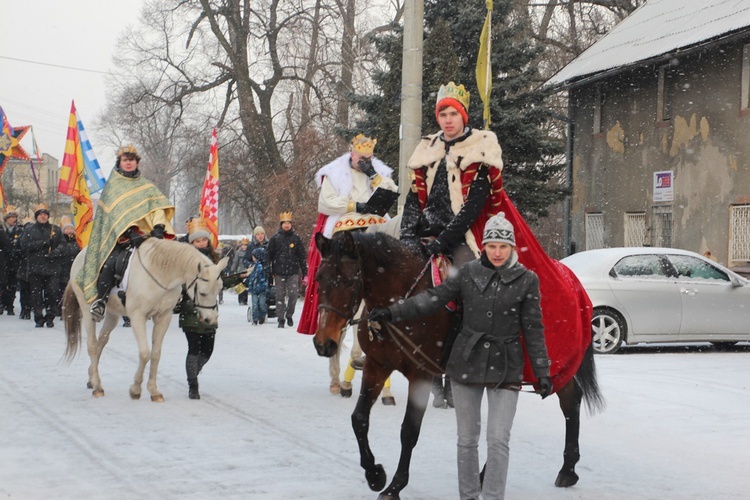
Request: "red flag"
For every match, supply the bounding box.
[200,128,219,245]
[58,101,94,247]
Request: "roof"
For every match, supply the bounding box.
[545,0,750,89]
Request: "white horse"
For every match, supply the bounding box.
[63,238,228,402]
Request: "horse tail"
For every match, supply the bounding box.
[575,342,606,415]
[62,281,82,363]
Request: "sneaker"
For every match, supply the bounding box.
[252,321,258,326]
[46,319,54,328]
[286,317,293,327]
[35,321,45,328]
[277,322,285,328]
[350,356,365,371]
[90,300,106,323]
[259,317,265,325]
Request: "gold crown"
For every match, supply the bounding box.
[351,134,377,155]
[116,144,140,157]
[436,82,470,112]
[33,203,49,213]
[187,218,210,235]
[279,211,293,222]
[240,237,251,245]
[3,204,17,215]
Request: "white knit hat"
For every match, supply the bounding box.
[482,212,515,247]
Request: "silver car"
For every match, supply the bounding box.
[560,247,750,353]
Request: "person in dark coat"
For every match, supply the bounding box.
[20,204,64,328]
[369,213,552,500]
[54,219,81,317]
[231,237,250,305]
[265,212,307,328]
[1,205,24,315]
[16,218,33,319]
[174,219,246,399]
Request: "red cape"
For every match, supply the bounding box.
[297,213,327,335]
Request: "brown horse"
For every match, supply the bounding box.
[313,230,604,500]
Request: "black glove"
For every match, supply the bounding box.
[358,157,377,178]
[368,308,392,324]
[537,377,552,399]
[125,226,145,247]
[424,238,445,256]
[355,202,371,214]
[150,224,166,239]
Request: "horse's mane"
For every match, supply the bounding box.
[145,238,213,271]
[346,231,423,266]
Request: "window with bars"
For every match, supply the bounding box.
[651,206,673,247]
[586,213,605,250]
[730,204,750,264]
[624,212,647,246]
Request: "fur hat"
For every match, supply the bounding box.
[33,203,50,218]
[187,218,212,243]
[253,226,266,237]
[482,212,515,247]
[3,204,18,220]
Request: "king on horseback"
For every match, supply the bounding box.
[77,145,176,322]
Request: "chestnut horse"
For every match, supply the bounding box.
[313,230,604,500]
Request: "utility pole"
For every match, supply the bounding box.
[398,0,423,210]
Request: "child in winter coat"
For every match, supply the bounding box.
[244,247,268,325]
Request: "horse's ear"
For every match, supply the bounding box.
[217,256,229,272]
[315,232,330,257]
[341,230,357,257]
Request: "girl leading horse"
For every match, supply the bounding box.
[313,204,604,499]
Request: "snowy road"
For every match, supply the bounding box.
[1,301,749,499]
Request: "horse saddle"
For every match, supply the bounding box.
[430,255,459,312]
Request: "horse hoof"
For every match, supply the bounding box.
[340,387,353,398]
[377,494,400,500]
[151,394,165,402]
[555,470,579,487]
[381,396,396,406]
[366,464,387,492]
[92,389,105,398]
[130,390,141,400]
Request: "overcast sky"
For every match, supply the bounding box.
[0,0,146,167]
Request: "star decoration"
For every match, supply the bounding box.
[0,124,31,170]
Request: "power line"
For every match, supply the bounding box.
[0,55,110,75]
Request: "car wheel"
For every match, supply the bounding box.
[711,341,738,351]
[591,308,627,354]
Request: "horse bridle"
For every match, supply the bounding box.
[316,259,364,327]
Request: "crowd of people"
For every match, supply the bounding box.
[0,204,80,328]
[1,81,555,499]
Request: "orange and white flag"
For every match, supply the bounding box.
[200,128,219,245]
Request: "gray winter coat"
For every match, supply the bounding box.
[389,255,550,386]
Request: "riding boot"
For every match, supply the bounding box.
[431,376,447,408]
[90,249,121,322]
[186,354,201,400]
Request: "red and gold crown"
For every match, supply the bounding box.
[436,82,470,112]
[279,211,293,222]
[351,134,377,155]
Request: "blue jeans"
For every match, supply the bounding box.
[451,381,519,500]
[250,292,267,321]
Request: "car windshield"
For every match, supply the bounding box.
[666,254,730,282]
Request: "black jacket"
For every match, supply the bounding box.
[266,228,307,278]
[20,222,64,277]
[53,234,81,283]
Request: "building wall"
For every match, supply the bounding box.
[569,35,750,266]
[2,153,70,221]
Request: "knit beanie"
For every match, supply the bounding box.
[253,226,266,237]
[482,212,515,247]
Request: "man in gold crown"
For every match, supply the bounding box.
[76,145,175,322]
[1,204,23,315]
[19,203,64,327]
[400,82,504,408]
[298,134,397,336]
[266,211,306,329]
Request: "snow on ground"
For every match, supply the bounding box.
[1,298,749,499]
